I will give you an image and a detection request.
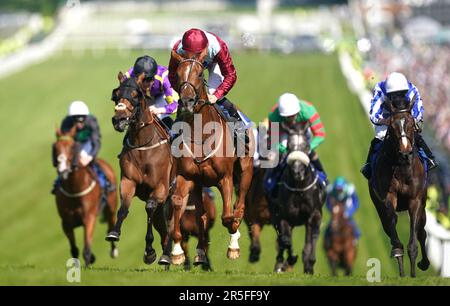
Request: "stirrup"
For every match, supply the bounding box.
[428,158,438,170]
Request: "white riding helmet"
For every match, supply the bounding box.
[68,100,89,116]
[278,93,301,117]
[385,72,409,94]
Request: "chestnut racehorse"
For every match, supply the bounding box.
[53,126,118,266]
[105,76,174,266]
[169,50,255,265]
[324,200,356,276]
[368,97,430,277]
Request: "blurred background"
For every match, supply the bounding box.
[0,0,449,284]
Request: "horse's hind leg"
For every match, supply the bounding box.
[181,234,191,271]
[249,223,262,263]
[106,178,135,241]
[274,220,290,272]
[62,221,79,259]
[193,185,209,267]
[232,157,253,233]
[417,207,430,271]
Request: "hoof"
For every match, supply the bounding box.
[110,248,119,259]
[158,255,171,266]
[171,253,186,265]
[274,263,284,273]
[193,255,207,266]
[143,250,157,265]
[391,248,404,258]
[418,259,430,271]
[105,231,120,242]
[249,253,260,263]
[227,248,240,260]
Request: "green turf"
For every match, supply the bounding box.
[0,50,444,285]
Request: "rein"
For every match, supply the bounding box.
[281,174,318,192]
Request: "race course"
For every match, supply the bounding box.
[0,50,447,285]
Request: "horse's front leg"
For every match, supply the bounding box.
[407,198,422,277]
[83,203,97,267]
[218,175,240,259]
[170,175,193,265]
[150,183,171,266]
[105,178,135,241]
[274,219,290,273]
[304,209,321,275]
[249,223,262,263]
[192,184,209,267]
[385,192,405,277]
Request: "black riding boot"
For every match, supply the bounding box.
[415,133,437,169]
[361,138,382,180]
[311,157,329,185]
[216,97,249,144]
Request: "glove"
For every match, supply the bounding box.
[149,106,165,115]
[79,154,93,167]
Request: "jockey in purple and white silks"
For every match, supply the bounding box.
[122,55,179,130]
[361,72,437,180]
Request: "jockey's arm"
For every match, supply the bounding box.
[161,71,179,114]
[369,84,386,125]
[211,39,237,99]
[303,102,325,151]
[85,116,101,158]
[407,83,424,123]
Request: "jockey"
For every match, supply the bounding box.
[168,28,251,139]
[361,72,437,179]
[52,101,114,194]
[325,176,361,243]
[121,55,179,130]
[264,93,328,198]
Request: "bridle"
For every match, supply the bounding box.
[178,58,208,106]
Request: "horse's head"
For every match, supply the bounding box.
[385,97,416,165]
[172,49,208,116]
[111,77,145,132]
[285,123,311,181]
[330,200,346,232]
[53,126,77,180]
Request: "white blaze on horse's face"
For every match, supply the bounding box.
[400,118,408,150]
[115,102,127,111]
[57,154,68,173]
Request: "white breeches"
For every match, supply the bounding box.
[80,141,94,158]
[207,63,224,95]
[374,125,388,140]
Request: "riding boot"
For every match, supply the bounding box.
[213,99,249,146]
[415,133,437,170]
[309,151,328,186]
[360,138,382,180]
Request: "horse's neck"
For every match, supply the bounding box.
[62,167,93,191]
[129,109,160,143]
[188,104,223,141]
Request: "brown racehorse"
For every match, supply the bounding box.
[169,50,255,266]
[180,188,216,271]
[244,165,271,263]
[105,76,174,266]
[324,200,356,276]
[53,126,118,267]
[368,97,430,277]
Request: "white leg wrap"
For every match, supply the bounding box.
[228,230,241,249]
[172,242,184,256]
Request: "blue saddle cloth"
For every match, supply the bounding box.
[92,163,108,191]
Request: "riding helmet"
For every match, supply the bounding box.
[133,55,158,79]
[182,28,208,53]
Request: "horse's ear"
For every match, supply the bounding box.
[69,125,77,137]
[55,127,62,138]
[118,71,125,83]
[171,50,184,64]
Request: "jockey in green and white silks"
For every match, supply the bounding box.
[264,93,328,198]
[52,101,114,194]
[361,72,437,180]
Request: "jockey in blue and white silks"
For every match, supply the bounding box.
[361,72,437,179]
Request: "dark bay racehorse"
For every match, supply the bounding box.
[169,50,255,266]
[368,98,429,277]
[180,188,216,271]
[324,200,356,276]
[53,126,118,266]
[105,76,174,266]
[271,122,326,274]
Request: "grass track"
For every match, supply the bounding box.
[0,50,445,285]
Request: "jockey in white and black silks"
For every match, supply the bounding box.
[361,72,437,180]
